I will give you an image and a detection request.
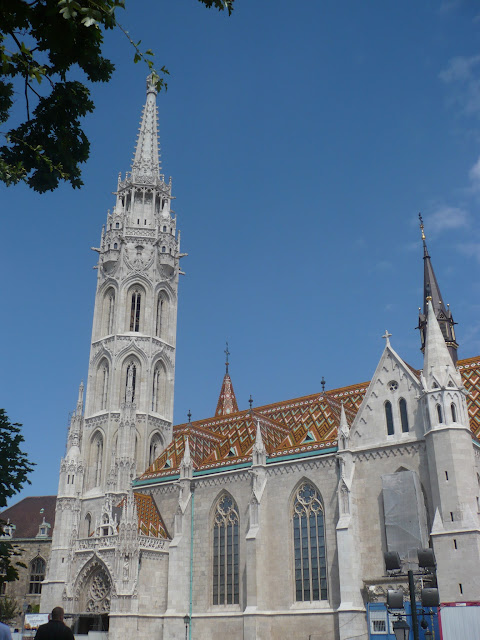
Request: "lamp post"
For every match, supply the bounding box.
[392,617,410,640]
[183,614,190,640]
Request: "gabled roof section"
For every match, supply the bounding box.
[215,373,239,416]
[0,496,56,539]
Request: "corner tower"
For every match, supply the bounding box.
[42,75,182,611]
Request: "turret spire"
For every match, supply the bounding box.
[417,214,458,364]
[215,345,239,416]
[131,73,161,182]
[423,300,460,385]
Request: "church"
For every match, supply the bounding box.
[37,75,480,639]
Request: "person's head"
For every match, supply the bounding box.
[51,607,64,621]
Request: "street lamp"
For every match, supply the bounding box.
[183,614,190,640]
[392,617,410,640]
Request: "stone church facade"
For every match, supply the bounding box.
[40,76,480,639]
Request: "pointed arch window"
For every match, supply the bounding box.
[451,403,457,423]
[213,494,239,605]
[149,433,163,466]
[92,433,103,487]
[436,404,444,424]
[85,513,92,538]
[155,293,169,339]
[130,289,141,331]
[399,398,409,433]
[385,401,394,436]
[152,363,166,414]
[101,364,109,411]
[293,482,327,601]
[29,557,46,594]
[125,362,137,402]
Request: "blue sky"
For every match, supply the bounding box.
[2,0,480,504]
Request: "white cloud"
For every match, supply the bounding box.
[469,155,480,191]
[456,242,480,262]
[425,206,470,234]
[439,55,480,116]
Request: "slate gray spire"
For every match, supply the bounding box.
[131,73,161,182]
[417,214,458,365]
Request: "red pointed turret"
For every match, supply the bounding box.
[215,342,239,416]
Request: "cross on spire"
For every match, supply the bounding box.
[382,330,392,346]
[224,341,230,374]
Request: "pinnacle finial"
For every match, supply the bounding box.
[187,409,192,423]
[419,212,429,257]
[382,329,392,346]
[224,341,230,375]
[249,395,253,410]
[146,72,158,96]
[321,376,326,392]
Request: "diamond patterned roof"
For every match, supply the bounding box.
[118,492,169,538]
[138,355,480,481]
[215,373,239,416]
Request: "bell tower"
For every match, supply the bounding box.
[42,75,183,611]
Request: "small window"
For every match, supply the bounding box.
[437,404,443,424]
[451,403,457,422]
[385,401,394,435]
[370,610,387,634]
[130,290,141,332]
[113,243,118,249]
[115,222,119,228]
[163,225,167,232]
[399,398,409,433]
[161,246,166,253]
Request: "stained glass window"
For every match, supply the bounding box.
[293,482,327,601]
[385,401,394,435]
[213,494,239,605]
[399,398,409,433]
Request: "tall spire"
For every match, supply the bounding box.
[215,344,239,416]
[131,73,161,182]
[417,214,458,365]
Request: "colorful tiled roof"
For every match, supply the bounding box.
[138,355,480,482]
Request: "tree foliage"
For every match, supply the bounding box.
[0,596,20,624]
[0,409,34,588]
[0,0,235,192]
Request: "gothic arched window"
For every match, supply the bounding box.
[130,289,142,332]
[125,362,137,402]
[155,292,169,339]
[213,494,239,605]
[399,398,409,433]
[451,403,457,423]
[92,433,103,487]
[436,404,443,424]
[85,513,92,538]
[29,557,46,594]
[101,364,109,411]
[152,363,166,414]
[385,401,394,436]
[293,482,327,602]
[149,432,163,466]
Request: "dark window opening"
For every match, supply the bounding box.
[385,401,394,436]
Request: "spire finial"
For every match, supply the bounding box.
[249,395,253,410]
[321,377,326,392]
[224,341,230,375]
[382,329,392,346]
[419,212,429,257]
[187,409,192,423]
